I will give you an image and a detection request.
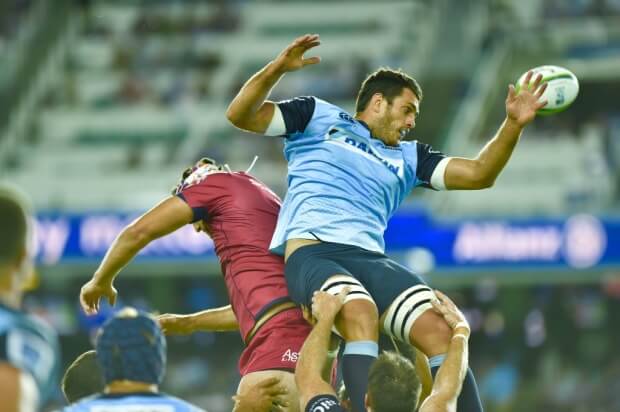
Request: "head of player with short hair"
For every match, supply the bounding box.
[62,350,105,403]
[355,68,423,147]
[0,185,35,308]
[366,351,421,412]
[96,308,166,393]
[335,351,421,412]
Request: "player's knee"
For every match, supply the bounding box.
[337,299,379,342]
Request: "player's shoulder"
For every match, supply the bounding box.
[0,303,58,347]
[159,393,207,411]
[56,394,101,411]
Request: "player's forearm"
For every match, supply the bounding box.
[473,117,523,186]
[430,329,469,402]
[226,61,285,130]
[93,226,152,284]
[186,305,239,331]
[296,317,334,389]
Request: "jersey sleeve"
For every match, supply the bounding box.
[276,96,316,137]
[415,142,447,189]
[305,394,344,412]
[176,183,213,223]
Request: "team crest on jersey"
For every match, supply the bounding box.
[325,126,404,178]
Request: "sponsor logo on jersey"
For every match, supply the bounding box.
[326,126,403,177]
[281,349,299,362]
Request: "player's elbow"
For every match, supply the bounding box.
[474,175,495,189]
[225,105,241,127]
[469,163,496,189]
[225,104,251,131]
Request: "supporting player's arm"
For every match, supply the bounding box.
[80,196,193,314]
[296,291,347,410]
[442,71,548,190]
[226,34,321,134]
[414,348,434,404]
[419,291,471,412]
[157,305,239,335]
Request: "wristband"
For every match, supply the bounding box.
[453,322,468,330]
[452,334,468,341]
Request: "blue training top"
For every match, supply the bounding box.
[60,392,206,412]
[269,96,445,255]
[0,302,60,406]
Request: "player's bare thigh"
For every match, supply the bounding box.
[237,369,300,412]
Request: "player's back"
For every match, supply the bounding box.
[0,302,60,406]
[60,392,206,412]
[177,171,291,340]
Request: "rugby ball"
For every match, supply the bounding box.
[516,65,579,115]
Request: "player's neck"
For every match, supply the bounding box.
[105,380,158,394]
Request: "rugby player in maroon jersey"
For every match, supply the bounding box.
[80,158,312,412]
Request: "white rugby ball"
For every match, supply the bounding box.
[516,65,579,115]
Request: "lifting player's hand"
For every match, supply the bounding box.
[431,290,470,337]
[505,70,548,127]
[272,34,321,73]
[232,377,289,412]
[156,313,195,335]
[79,278,117,315]
[311,287,349,324]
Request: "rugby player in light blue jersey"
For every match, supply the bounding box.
[59,308,206,412]
[0,186,60,412]
[227,34,547,412]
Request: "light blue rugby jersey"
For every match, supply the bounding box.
[0,302,60,406]
[60,392,206,412]
[269,96,445,255]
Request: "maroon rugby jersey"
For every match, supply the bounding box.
[177,171,290,341]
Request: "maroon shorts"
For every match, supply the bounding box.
[238,307,312,376]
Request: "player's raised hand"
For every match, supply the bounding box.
[272,34,321,73]
[506,70,548,127]
[156,313,195,335]
[232,377,289,412]
[79,278,117,315]
[311,287,349,323]
[431,290,470,337]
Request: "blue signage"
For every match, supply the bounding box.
[32,210,620,271]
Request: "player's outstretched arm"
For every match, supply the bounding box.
[226,34,321,134]
[80,196,193,315]
[419,291,471,412]
[442,71,548,190]
[296,291,347,410]
[157,305,239,335]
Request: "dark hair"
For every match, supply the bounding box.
[0,187,29,265]
[171,157,220,195]
[355,68,423,113]
[367,351,421,412]
[62,350,105,403]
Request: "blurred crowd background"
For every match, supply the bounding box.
[1,0,620,411]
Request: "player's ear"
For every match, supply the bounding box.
[370,93,385,114]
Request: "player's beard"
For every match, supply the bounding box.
[375,111,399,146]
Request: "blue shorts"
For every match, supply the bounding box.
[284,242,427,315]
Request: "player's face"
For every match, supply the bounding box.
[376,88,419,146]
